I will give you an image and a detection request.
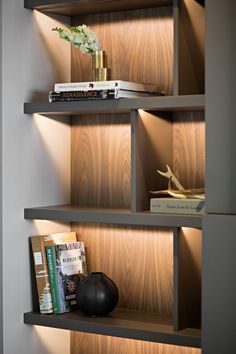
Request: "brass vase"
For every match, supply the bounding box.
[91,50,110,81]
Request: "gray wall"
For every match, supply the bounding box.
[205,0,236,213]
[203,0,236,353]
[202,215,236,354]
[2,1,71,353]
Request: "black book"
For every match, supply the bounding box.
[49,89,155,102]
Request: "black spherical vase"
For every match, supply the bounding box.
[76,272,119,316]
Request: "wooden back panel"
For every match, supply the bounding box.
[178,0,205,94]
[173,111,205,189]
[71,7,173,95]
[71,332,201,354]
[71,114,131,208]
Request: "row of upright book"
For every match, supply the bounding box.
[49,80,159,102]
[31,231,87,314]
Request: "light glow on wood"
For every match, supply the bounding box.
[33,220,70,235]
[71,332,201,354]
[34,326,70,354]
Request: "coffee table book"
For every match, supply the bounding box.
[150,198,205,215]
[54,80,156,93]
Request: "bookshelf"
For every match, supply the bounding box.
[24,0,204,353]
[24,205,202,228]
[24,95,204,115]
[24,309,201,348]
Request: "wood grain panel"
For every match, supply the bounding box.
[71,332,201,354]
[173,111,205,189]
[72,223,173,316]
[177,228,202,329]
[71,114,131,208]
[132,110,173,211]
[178,0,205,94]
[71,7,173,95]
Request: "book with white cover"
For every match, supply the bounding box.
[54,80,156,93]
[150,198,205,215]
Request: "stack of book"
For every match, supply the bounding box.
[49,80,158,102]
[31,231,87,314]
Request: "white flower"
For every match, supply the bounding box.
[52,24,101,55]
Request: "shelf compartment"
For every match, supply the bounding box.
[24,205,202,228]
[24,308,201,348]
[71,114,131,209]
[24,0,173,16]
[24,95,205,116]
[132,109,205,213]
[71,6,173,95]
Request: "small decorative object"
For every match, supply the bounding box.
[151,164,205,200]
[91,50,110,81]
[52,25,110,81]
[76,272,119,316]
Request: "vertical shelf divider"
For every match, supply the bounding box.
[131,109,173,212]
[178,0,205,95]
[173,0,179,96]
[174,227,202,330]
[173,227,180,331]
[131,109,139,212]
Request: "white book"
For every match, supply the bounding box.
[150,198,205,215]
[114,89,155,98]
[54,80,156,93]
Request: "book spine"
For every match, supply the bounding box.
[49,90,115,102]
[30,237,53,314]
[46,245,61,314]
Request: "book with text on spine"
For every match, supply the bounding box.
[54,80,156,93]
[30,232,77,314]
[48,89,156,102]
[150,198,205,215]
[46,241,87,314]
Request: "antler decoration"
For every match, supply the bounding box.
[150,165,205,200]
[157,165,184,191]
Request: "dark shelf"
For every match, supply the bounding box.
[24,308,201,348]
[24,95,205,116]
[24,0,173,16]
[24,205,202,228]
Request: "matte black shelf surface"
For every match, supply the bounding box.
[24,0,173,16]
[24,308,201,348]
[24,205,202,228]
[24,95,205,116]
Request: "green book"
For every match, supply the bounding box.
[46,245,68,314]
